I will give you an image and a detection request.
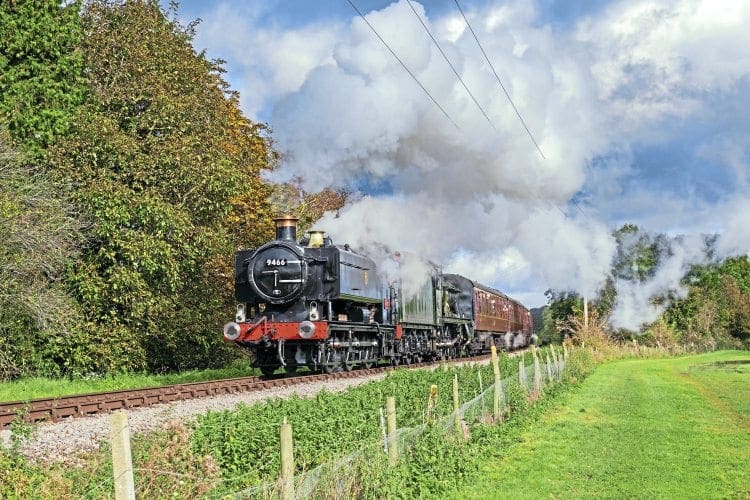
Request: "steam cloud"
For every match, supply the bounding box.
[222,0,750,331]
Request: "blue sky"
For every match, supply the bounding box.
[168,0,750,316]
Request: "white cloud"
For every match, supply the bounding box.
[192,0,750,328]
[192,2,343,120]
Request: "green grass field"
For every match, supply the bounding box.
[458,350,750,499]
[0,361,258,402]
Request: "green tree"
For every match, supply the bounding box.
[611,224,667,282]
[50,0,275,373]
[0,134,84,379]
[0,0,86,154]
[665,256,750,347]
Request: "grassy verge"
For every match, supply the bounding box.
[456,350,750,498]
[0,360,257,402]
[0,349,554,498]
[13,348,741,498]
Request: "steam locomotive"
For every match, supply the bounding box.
[223,216,533,376]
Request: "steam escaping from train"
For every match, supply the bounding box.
[259,0,750,331]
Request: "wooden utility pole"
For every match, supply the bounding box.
[583,296,589,329]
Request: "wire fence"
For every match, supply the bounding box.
[225,349,567,499]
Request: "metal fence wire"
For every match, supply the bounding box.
[226,357,566,499]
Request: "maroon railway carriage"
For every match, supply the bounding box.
[443,274,533,352]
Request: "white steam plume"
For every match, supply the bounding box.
[609,234,713,331]
[256,0,750,323]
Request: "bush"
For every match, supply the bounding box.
[564,348,595,385]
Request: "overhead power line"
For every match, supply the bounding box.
[345,0,460,130]
[405,0,496,131]
[453,0,546,159]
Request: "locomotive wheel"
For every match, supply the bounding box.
[259,366,277,377]
[284,365,298,375]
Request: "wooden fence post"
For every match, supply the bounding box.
[532,346,541,395]
[452,374,461,437]
[110,410,135,500]
[280,418,294,500]
[379,407,387,451]
[386,396,398,465]
[491,346,501,419]
[426,385,438,424]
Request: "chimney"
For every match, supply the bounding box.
[274,215,299,241]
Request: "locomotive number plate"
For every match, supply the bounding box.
[265,258,287,267]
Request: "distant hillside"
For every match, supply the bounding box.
[531,306,546,335]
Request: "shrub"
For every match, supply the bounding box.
[564,348,595,384]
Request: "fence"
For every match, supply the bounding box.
[108,345,568,499]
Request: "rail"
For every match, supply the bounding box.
[0,353,504,428]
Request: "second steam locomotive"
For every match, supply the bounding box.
[223,216,533,375]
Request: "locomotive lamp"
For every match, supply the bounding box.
[274,215,299,241]
[235,304,246,322]
[309,301,320,320]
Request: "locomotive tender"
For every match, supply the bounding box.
[223,216,533,375]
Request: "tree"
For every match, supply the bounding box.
[611,224,669,282]
[50,0,276,372]
[0,133,83,379]
[270,180,349,234]
[665,256,750,347]
[0,0,86,155]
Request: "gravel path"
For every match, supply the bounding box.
[0,372,392,464]
[0,355,504,465]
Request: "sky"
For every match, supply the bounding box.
[171,0,750,329]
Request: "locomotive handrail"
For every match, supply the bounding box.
[277,338,286,367]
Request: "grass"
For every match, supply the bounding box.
[456,350,750,499]
[0,360,258,402]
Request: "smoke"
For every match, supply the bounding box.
[317,193,615,302]
[256,0,750,327]
[609,234,714,331]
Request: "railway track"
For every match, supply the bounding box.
[0,354,497,429]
